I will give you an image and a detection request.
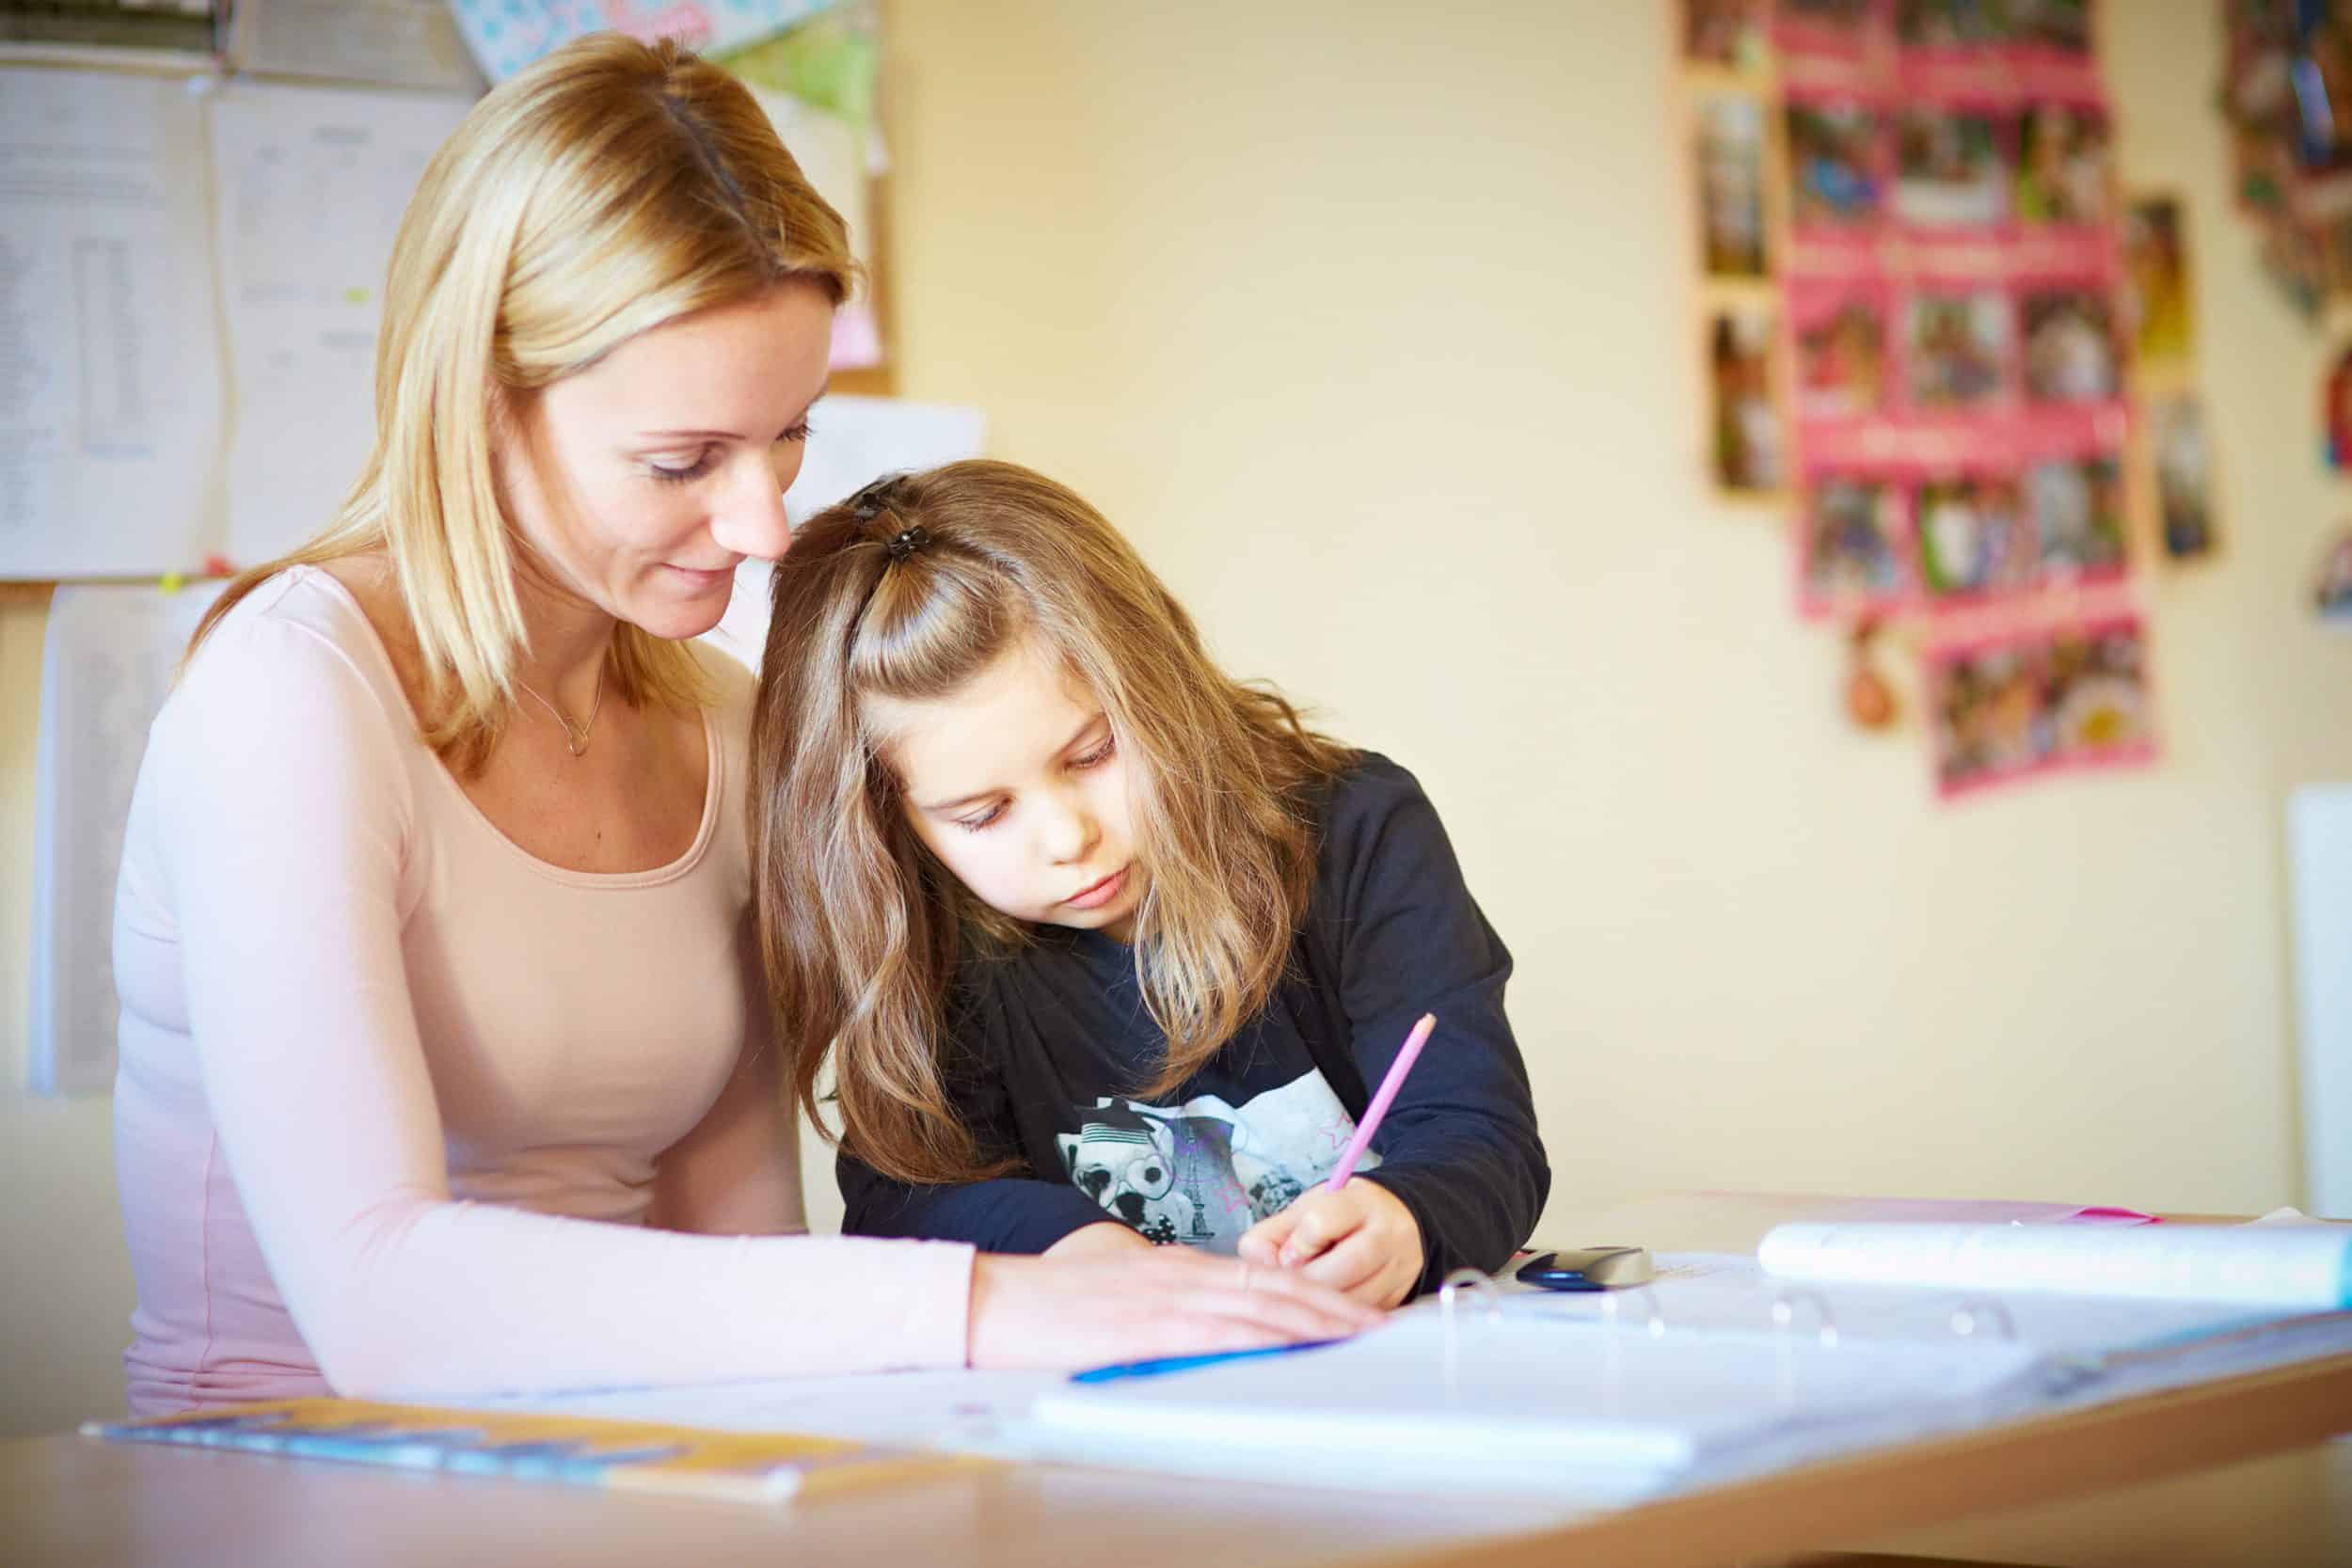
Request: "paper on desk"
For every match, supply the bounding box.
[1540,1191,2156,1260]
[1757,1221,2352,1308]
[448,1368,1063,1459]
[0,69,223,578]
[30,581,226,1093]
[209,81,472,568]
[1513,1251,2307,1358]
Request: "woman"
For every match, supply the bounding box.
[110,34,1373,1416]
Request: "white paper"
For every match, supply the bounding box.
[1027,1296,2042,1501]
[699,395,984,672]
[1509,1251,2307,1360]
[226,0,485,92]
[2289,785,2352,1218]
[450,1368,1061,1457]
[1757,1220,2352,1308]
[208,81,472,568]
[29,580,225,1094]
[0,69,224,578]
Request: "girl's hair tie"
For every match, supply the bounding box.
[885,524,931,562]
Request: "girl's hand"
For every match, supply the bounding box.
[1236,1181,1424,1309]
[965,1245,1381,1370]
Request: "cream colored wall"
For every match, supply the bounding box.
[3,0,2344,1440]
[876,0,2344,1217]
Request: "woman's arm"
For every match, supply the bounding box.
[648,918,807,1237]
[159,615,971,1398]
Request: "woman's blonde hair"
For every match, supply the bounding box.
[190,33,855,771]
[751,460,1356,1186]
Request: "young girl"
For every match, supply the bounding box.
[751,461,1549,1307]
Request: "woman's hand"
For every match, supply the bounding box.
[965,1244,1382,1370]
[1236,1180,1423,1309]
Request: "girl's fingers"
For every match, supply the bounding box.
[1296,1229,1389,1294]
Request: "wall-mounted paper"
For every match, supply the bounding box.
[0,69,223,578]
[29,581,226,1094]
[209,81,472,568]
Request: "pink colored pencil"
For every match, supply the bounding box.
[1324,1013,1437,1193]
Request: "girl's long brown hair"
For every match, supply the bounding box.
[750,461,1354,1186]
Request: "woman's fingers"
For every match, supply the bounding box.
[965,1248,1381,1370]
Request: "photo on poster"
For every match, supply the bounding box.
[1709,308,1784,492]
[2326,342,2352,469]
[1915,472,2030,599]
[1801,476,1908,610]
[1788,100,1884,229]
[2019,285,2121,403]
[1897,0,2010,49]
[2122,196,2194,368]
[2015,102,2113,225]
[2149,394,2217,560]
[2317,531,2352,624]
[2026,453,2128,579]
[1929,638,2047,794]
[1895,106,2009,227]
[1777,0,1878,55]
[1891,0,2004,47]
[1903,289,2011,407]
[2009,0,2092,55]
[2044,620,2154,763]
[1792,279,1887,419]
[1684,0,1770,68]
[1698,96,1771,277]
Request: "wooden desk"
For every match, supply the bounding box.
[12,1198,2348,1568]
[9,1348,2346,1567]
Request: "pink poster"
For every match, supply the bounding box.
[1764,0,2152,794]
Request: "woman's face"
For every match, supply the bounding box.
[501,281,834,641]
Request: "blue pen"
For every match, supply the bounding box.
[1070,1338,1345,1384]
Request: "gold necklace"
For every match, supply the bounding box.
[516,662,605,757]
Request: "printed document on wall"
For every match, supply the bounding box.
[210,82,472,566]
[226,0,486,92]
[0,70,223,578]
[30,581,226,1094]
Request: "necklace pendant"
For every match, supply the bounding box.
[564,730,589,758]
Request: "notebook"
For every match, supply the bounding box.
[1026,1300,2042,1502]
[1025,1243,2352,1502]
[82,1398,988,1504]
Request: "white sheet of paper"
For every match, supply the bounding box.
[209,81,472,568]
[450,1368,1062,1457]
[0,69,223,578]
[29,581,225,1094]
[1510,1250,2312,1358]
[226,0,486,93]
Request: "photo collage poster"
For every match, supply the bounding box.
[1683,0,2160,798]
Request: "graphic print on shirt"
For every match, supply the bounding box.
[1052,1069,1375,1251]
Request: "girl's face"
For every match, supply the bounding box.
[868,634,1145,942]
[501,282,833,641]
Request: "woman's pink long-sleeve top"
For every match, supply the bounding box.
[111,566,973,1416]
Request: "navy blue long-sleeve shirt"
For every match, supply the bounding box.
[838,752,1549,1296]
